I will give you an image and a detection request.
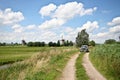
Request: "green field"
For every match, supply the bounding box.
[0,46,51,65]
[0,46,80,80]
[90,44,120,80]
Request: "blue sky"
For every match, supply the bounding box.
[0,0,120,43]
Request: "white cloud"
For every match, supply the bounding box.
[39,18,65,29]
[108,17,120,26]
[80,7,97,16]
[0,8,24,26]
[12,24,24,33]
[53,2,97,20]
[53,2,83,20]
[39,3,56,17]
[109,25,120,33]
[26,24,36,30]
[38,2,97,29]
[76,21,99,33]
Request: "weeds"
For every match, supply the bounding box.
[76,52,89,80]
[0,47,77,80]
[90,44,120,80]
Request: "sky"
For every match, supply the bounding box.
[0,0,120,43]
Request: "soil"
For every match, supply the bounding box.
[59,53,79,80]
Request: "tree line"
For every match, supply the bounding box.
[27,40,73,47]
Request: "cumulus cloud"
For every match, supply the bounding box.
[39,3,56,17]
[12,24,24,33]
[26,24,37,30]
[39,2,97,29]
[76,21,99,33]
[107,17,120,26]
[12,24,37,33]
[39,18,65,29]
[0,8,24,26]
[109,25,120,33]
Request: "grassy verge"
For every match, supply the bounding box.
[89,44,120,80]
[76,52,89,80]
[0,47,78,80]
[0,46,50,65]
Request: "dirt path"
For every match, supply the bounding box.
[82,53,106,80]
[60,53,79,80]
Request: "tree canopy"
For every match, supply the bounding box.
[76,29,89,47]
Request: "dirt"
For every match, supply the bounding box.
[82,53,106,80]
[60,53,79,80]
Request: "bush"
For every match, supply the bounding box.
[27,42,46,47]
[89,40,95,46]
[104,39,116,44]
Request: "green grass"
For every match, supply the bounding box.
[0,47,78,80]
[90,44,120,80]
[76,52,89,80]
[0,46,50,65]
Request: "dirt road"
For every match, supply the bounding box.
[82,53,106,80]
[60,53,79,80]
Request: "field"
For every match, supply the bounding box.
[0,46,51,65]
[90,44,120,80]
[0,46,79,80]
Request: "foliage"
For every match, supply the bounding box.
[0,47,77,80]
[27,42,45,47]
[76,29,89,47]
[104,39,116,44]
[0,42,6,46]
[90,44,120,80]
[89,40,95,46]
[48,40,73,47]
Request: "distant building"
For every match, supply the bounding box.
[60,35,65,45]
[22,40,26,45]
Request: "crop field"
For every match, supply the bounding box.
[0,46,51,65]
[90,44,120,80]
[0,46,78,80]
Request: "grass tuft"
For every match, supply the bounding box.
[76,52,89,80]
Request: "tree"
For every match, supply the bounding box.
[69,41,73,46]
[41,42,45,47]
[57,40,60,47]
[48,42,53,47]
[27,42,33,47]
[89,40,95,46]
[104,39,116,44]
[76,29,89,47]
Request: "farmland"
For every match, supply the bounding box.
[0,46,78,80]
[90,44,120,80]
[0,46,51,65]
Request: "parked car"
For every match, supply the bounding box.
[80,45,89,52]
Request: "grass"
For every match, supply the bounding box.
[0,46,50,65]
[0,46,78,80]
[76,52,89,80]
[89,44,120,80]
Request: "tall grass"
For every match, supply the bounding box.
[90,44,120,80]
[0,47,77,80]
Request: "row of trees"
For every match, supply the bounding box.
[104,39,120,44]
[27,42,45,47]
[48,40,73,47]
[27,40,73,47]
[0,43,6,46]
